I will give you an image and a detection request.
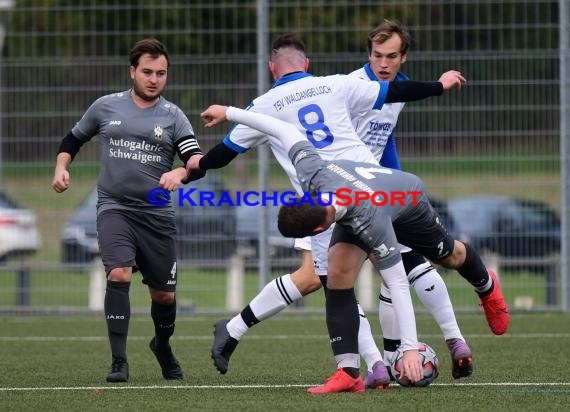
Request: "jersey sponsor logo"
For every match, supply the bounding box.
[109,120,122,126]
[108,138,163,165]
[109,138,162,152]
[367,121,392,132]
[109,148,162,164]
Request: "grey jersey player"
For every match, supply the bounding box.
[290,146,432,270]
[196,104,509,391]
[72,89,197,215]
[52,38,203,384]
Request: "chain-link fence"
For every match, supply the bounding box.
[0,0,565,313]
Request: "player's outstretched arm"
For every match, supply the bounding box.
[202,104,305,144]
[201,105,229,128]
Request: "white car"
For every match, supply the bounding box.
[0,191,41,262]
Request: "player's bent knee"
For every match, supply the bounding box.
[436,252,463,269]
[107,267,132,283]
[303,275,323,295]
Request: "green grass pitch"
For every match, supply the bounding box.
[0,312,569,411]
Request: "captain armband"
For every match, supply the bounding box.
[175,135,202,164]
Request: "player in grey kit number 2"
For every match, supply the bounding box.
[198,104,509,393]
[52,38,204,383]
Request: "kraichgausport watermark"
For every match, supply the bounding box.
[147,187,422,207]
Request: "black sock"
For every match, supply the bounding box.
[318,275,328,290]
[457,242,490,291]
[319,276,328,298]
[326,288,359,356]
[151,299,177,349]
[240,305,260,328]
[383,338,400,352]
[105,280,131,359]
[342,367,361,378]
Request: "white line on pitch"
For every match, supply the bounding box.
[1,382,569,392]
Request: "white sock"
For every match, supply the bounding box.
[227,274,302,340]
[410,264,464,341]
[378,283,399,366]
[357,303,383,371]
[335,353,360,369]
[226,315,249,340]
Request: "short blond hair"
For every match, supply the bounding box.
[367,20,411,55]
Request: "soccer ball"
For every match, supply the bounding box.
[389,342,440,387]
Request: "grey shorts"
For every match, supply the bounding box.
[330,201,455,263]
[392,201,455,261]
[97,209,178,292]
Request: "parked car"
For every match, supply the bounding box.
[0,190,41,262]
[428,196,458,238]
[446,195,560,260]
[61,175,236,264]
[61,188,99,264]
[235,203,297,268]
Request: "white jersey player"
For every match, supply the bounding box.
[186,32,485,388]
[296,21,480,386]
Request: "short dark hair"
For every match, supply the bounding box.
[277,202,327,238]
[129,38,170,68]
[271,32,306,56]
[367,19,412,55]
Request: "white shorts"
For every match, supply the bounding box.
[311,226,335,276]
[293,236,312,251]
[292,227,334,276]
[294,224,413,277]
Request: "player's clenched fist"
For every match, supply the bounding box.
[52,168,70,193]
